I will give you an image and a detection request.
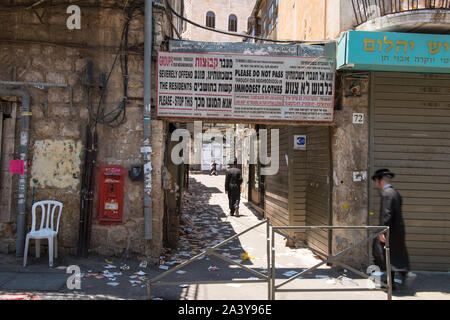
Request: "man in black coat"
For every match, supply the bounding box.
[225,158,243,216]
[210,160,218,176]
[372,168,410,289]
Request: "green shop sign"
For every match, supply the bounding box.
[337,30,450,73]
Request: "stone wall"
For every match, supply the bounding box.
[275,0,358,41]
[278,0,326,41]
[331,74,371,269]
[0,0,178,262]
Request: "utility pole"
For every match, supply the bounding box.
[143,0,153,239]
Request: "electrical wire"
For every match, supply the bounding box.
[164,0,332,45]
[28,0,46,8]
[0,0,75,16]
[1,0,142,128]
[87,0,145,128]
[0,0,132,16]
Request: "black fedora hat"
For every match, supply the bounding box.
[371,168,395,181]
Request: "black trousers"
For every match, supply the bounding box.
[392,271,408,281]
[228,188,241,214]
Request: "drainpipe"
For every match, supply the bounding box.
[143,0,153,240]
[0,87,30,257]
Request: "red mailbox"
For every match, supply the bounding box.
[98,165,124,224]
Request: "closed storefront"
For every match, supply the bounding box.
[369,72,450,271]
[338,30,450,271]
[263,125,332,256]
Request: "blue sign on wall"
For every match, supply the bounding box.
[294,135,306,150]
[337,30,450,73]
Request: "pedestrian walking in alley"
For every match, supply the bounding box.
[225,158,243,216]
[371,168,411,290]
[210,160,218,176]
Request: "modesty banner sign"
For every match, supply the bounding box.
[157,51,335,122]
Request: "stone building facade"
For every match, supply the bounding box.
[0,0,183,263]
[182,0,256,42]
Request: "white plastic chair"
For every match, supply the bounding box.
[23,200,63,267]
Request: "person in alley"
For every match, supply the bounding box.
[225,158,243,216]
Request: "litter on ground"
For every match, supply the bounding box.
[107,282,119,286]
[337,276,358,286]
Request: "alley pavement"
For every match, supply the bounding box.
[0,173,449,300]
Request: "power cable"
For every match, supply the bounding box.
[87,0,145,128]
[164,0,332,45]
[0,0,133,16]
[0,0,79,16]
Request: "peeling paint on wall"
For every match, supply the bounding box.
[30,139,82,190]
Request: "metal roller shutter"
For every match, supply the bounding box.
[264,125,290,227]
[369,72,450,271]
[290,126,307,242]
[305,126,332,256]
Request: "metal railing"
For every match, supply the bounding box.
[352,0,450,26]
[147,219,272,300]
[271,226,392,300]
[147,221,392,300]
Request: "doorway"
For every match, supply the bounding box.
[0,100,18,224]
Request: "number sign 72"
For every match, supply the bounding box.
[353,113,364,124]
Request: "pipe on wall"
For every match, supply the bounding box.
[143,0,153,240]
[0,87,30,257]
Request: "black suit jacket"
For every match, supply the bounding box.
[225,167,243,192]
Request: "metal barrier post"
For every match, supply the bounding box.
[267,219,271,300]
[271,226,275,300]
[385,227,392,300]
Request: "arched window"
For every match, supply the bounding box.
[206,11,215,28]
[228,14,237,32]
[247,17,253,31]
